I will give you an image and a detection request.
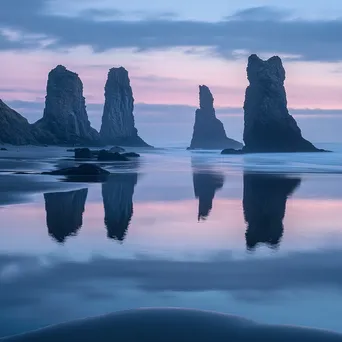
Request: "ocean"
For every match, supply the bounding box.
[1,144,342,337]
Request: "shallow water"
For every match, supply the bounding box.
[1,145,342,337]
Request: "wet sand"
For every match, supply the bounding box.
[2,308,342,342]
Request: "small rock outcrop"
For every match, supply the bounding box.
[100,67,150,147]
[122,152,140,158]
[243,173,301,250]
[243,54,323,153]
[97,150,129,161]
[110,146,125,153]
[44,188,88,243]
[221,148,244,155]
[34,65,100,145]
[74,148,93,159]
[102,173,138,242]
[42,164,109,177]
[0,99,38,145]
[189,85,242,150]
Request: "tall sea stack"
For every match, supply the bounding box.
[100,67,150,147]
[34,65,100,145]
[243,54,321,152]
[0,99,38,145]
[189,85,242,150]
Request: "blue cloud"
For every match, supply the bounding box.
[0,1,342,61]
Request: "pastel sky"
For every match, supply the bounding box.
[2,0,342,145]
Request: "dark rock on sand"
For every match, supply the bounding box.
[243,172,301,250]
[44,188,88,243]
[122,152,140,158]
[0,99,38,145]
[0,147,8,151]
[243,54,323,153]
[33,65,100,145]
[42,164,109,176]
[189,85,242,150]
[221,148,244,155]
[109,146,125,153]
[74,147,93,159]
[100,67,151,147]
[97,150,128,161]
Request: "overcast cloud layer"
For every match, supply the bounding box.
[1,0,342,62]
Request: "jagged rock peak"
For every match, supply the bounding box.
[33,65,100,145]
[188,85,243,150]
[100,66,150,147]
[199,85,214,111]
[108,66,130,81]
[247,54,285,85]
[243,54,323,153]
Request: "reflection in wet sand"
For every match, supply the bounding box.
[192,161,225,221]
[102,173,138,242]
[44,188,88,243]
[243,173,301,251]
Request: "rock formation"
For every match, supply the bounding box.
[193,169,225,221]
[100,67,150,147]
[0,99,38,145]
[102,173,138,242]
[97,150,128,161]
[189,85,242,150]
[44,188,88,243]
[42,164,110,183]
[243,54,322,152]
[243,173,301,250]
[34,65,100,145]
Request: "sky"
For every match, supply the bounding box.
[1,0,342,145]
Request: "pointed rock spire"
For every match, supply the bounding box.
[189,85,242,150]
[100,67,150,147]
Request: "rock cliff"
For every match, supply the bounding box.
[243,54,322,152]
[189,85,242,150]
[34,65,100,145]
[0,99,38,145]
[100,67,150,147]
[44,188,88,243]
[102,173,138,242]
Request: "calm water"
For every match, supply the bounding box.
[1,146,342,337]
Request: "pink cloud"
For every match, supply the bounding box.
[1,48,342,110]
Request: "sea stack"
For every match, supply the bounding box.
[100,67,150,147]
[243,54,322,152]
[34,65,100,145]
[189,85,242,150]
[0,99,38,145]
